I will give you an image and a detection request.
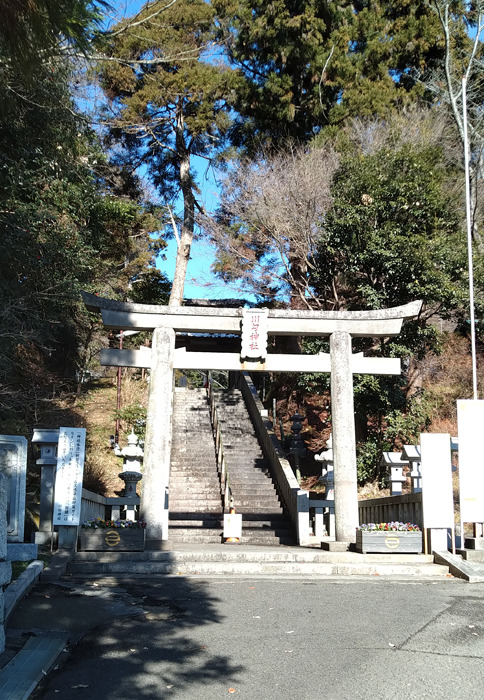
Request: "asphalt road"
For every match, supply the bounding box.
[17,575,484,700]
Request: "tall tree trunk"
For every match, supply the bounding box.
[288,247,310,312]
[169,103,195,306]
[406,357,423,399]
[284,247,308,352]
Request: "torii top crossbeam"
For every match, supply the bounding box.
[82,292,421,337]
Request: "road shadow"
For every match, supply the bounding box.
[31,576,244,699]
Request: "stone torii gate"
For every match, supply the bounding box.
[82,292,422,550]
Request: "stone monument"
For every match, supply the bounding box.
[0,435,37,559]
[0,474,13,653]
[0,435,27,542]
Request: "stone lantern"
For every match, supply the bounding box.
[289,412,306,483]
[114,430,144,503]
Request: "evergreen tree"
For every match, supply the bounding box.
[0,46,162,426]
[97,0,238,304]
[212,0,444,150]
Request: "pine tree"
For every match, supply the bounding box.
[97,0,238,304]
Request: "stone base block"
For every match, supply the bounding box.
[40,551,73,582]
[464,537,484,550]
[321,541,354,552]
[0,560,12,586]
[7,543,38,561]
[145,539,172,551]
[34,531,58,546]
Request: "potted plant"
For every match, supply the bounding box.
[356,522,422,554]
[79,518,146,551]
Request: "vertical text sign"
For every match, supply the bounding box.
[457,400,484,523]
[241,309,268,360]
[420,433,454,529]
[53,427,86,526]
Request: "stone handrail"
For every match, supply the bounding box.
[236,372,310,544]
[358,492,423,528]
[80,488,107,522]
[80,488,141,522]
[207,376,232,512]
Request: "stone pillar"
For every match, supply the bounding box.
[32,429,59,546]
[140,327,175,549]
[0,474,13,653]
[330,331,359,545]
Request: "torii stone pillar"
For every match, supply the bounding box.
[330,331,359,544]
[141,327,175,548]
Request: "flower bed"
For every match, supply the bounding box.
[79,518,146,551]
[81,518,146,529]
[357,522,420,532]
[356,522,422,554]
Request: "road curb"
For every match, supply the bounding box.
[4,561,44,623]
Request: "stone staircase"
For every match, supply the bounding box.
[213,388,296,546]
[168,387,295,546]
[66,546,451,578]
[168,388,223,544]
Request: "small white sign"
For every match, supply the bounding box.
[241,309,268,359]
[457,400,484,523]
[223,512,242,539]
[53,427,86,526]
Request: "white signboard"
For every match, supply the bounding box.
[241,309,268,359]
[420,433,454,529]
[223,512,242,540]
[53,427,86,526]
[457,400,484,523]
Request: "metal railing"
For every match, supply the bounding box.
[207,374,233,513]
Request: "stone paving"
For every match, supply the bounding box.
[3,572,484,699]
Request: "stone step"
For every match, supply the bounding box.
[239,521,292,529]
[169,492,222,501]
[228,487,277,495]
[170,530,223,542]
[170,506,223,514]
[241,530,294,540]
[170,465,218,472]
[169,512,224,521]
[170,470,220,486]
[232,506,284,515]
[170,480,220,486]
[224,474,271,482]
[169,520,223,528]
[67,548,450,578]
[231,499,282,509]
[170,448,216,454]
[171,492,221,501]
[170,503,223,511]
[225,463,270,471]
